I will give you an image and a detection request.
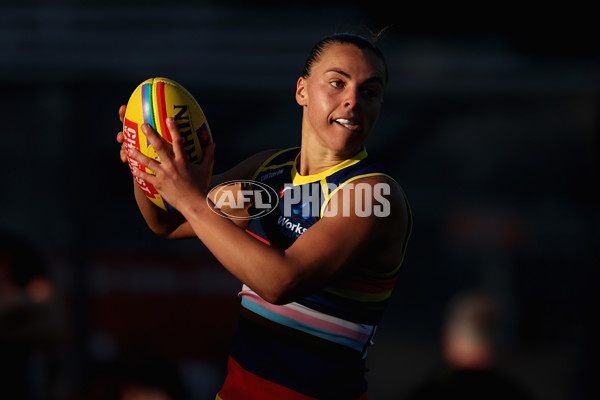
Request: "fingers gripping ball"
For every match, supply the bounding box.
[123,77,213,211]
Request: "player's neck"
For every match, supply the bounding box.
[298,139,360,176]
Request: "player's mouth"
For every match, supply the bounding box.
[334,118,360,131]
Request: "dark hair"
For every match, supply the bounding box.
[301,32,389,83]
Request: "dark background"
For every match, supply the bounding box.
[1,1,598,399]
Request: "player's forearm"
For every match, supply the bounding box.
[132,179,184,237]
[179,195,299,303]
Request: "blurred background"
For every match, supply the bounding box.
[1,1,598,399]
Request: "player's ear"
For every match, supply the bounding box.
[296,77,308,106]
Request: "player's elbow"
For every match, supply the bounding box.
[273,280,313,305]
[147,223,183,240]
[148,225,171,238]
[246,256,311,305]
[261,292,285,305]
[258,287,290,305]
[257,277,300,305]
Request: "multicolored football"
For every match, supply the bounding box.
[122,77,213,211]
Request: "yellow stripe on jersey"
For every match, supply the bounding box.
[291,147,368,185]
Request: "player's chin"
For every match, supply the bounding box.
[340,123,370,141]
[329,135,367,154]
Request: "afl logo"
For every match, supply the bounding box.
[207,180,279,220]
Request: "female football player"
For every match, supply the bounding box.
[117,32,412,400]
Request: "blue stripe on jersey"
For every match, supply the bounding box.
[241,296,366,351]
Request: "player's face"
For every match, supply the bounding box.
[296,43,386,155]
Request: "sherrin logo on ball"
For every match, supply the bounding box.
[123,77,213,211]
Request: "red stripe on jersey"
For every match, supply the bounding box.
[218,356,318,400]
[245,229,271,245]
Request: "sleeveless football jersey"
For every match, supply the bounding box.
[217,147,411,400]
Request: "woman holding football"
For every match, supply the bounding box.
[117,32,412,400]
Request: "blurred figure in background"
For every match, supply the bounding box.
[406,291,534,400]
[0,231,65,399]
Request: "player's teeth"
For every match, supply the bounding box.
[336,119,354,124]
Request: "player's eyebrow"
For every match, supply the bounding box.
[326,69,385,86]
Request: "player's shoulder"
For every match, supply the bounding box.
[346,173,411,230]
[346,172,404,199]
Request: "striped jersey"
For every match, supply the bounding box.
[217,147,411,400]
